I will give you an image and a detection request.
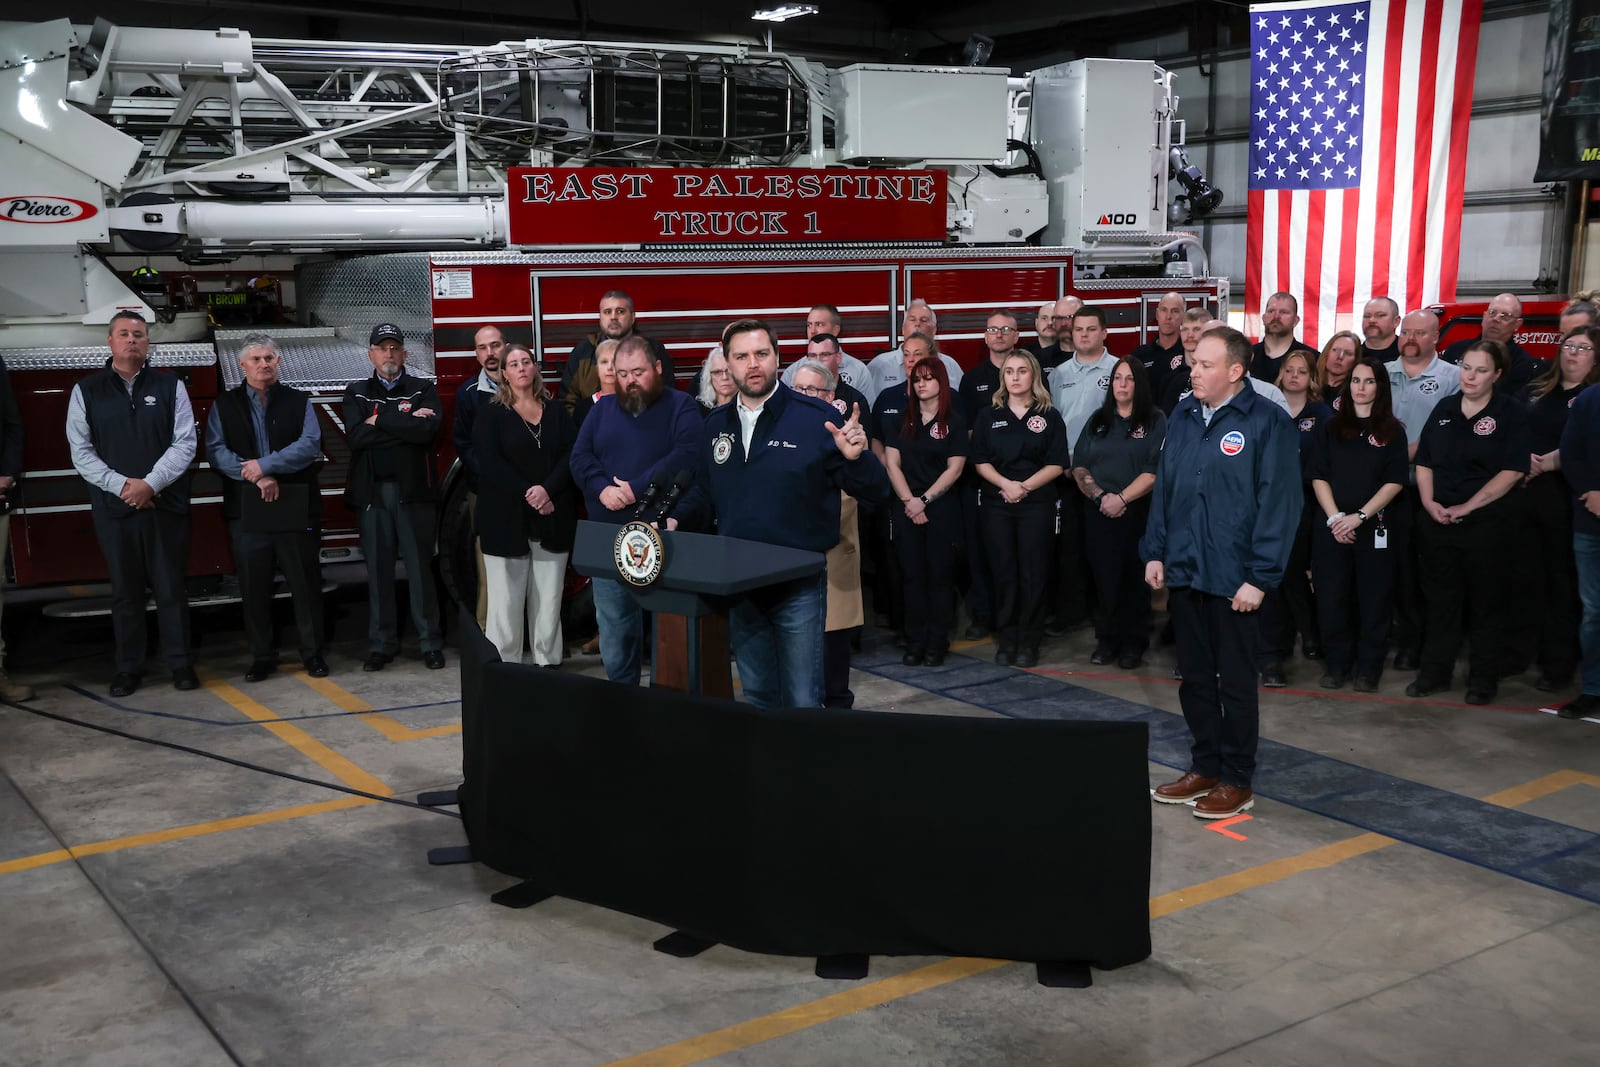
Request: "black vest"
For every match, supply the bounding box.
[213,383,321,522]
[80,365,190,518]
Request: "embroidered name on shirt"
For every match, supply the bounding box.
[766,439,798,449]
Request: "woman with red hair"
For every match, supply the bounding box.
[885,355,968,666]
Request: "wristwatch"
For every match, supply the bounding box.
[1356,510,1369,522]
[920,493,931,506]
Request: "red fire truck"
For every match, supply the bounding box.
[1,19,1229,605]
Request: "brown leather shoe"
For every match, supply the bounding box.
[1153,771,1219,804]
[1193,784,1255,819]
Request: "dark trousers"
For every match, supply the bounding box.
[231,520,324,662]
[359,480,442,654]
[863,498,903,633]
[1051,489,1091,626]
[983,498,1055,653]
[1170,586,1261,789]
[894,498,960,655]
[1311,522,1399,679]
[1260,499,1319,665]
[1510,479,1580,680]
[92,506,192,675]
[959,480,994,626]
[1083,498,1152,655]
[1391,486,1427,656]
[1418,506,1511,688]
[823,628,854,708]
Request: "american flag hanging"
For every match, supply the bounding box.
[1244,0,1482,348]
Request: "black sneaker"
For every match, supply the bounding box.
[1089,642,1115,666]
[424,650,446,670]
[1405,676,1450,698]
[1260,665,1288,688]
[1557,695,1600,720]
[1319,671,1347,689]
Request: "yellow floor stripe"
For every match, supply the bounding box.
[1148,832,1395,918]
[200,669,394,796]
[289,670,461,742]
[0,796,374,876]
[1480,769,1600,808]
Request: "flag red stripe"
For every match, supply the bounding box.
[1303,191,1326,345]
[1438,0,1484,304]
[1338,187,1361,328]
[1407,0,1443,310]
[1246,188,1264,332]
[1371,0,1407,302]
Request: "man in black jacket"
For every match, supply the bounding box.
[0,353,29,701]
[66,310,199,697]
[343,324,445,671]
[206,335,327,682]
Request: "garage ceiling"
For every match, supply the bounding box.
[49,0,1244,69]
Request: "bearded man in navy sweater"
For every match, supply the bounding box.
[698,318,889,709]
[569,336,703,685]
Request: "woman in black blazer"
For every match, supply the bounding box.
[473,344,578,666]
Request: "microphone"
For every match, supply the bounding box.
[632,479,664,520]
[646,468,695,526]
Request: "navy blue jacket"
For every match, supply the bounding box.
[1560,385,1600,537]
[698,383,890,552]
[1140,380,1301,596]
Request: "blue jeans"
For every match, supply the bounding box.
[592,577,644,686]
[1574,531,1600,695]
[730,573,827,709]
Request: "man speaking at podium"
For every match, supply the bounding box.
[699,318,889,709]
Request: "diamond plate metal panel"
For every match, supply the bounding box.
[0,343,217,371]
[215,327,435,390]
[429,245,1080,266]
[296,251,434,355]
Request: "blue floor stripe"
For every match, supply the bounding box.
[859,648,1600,906]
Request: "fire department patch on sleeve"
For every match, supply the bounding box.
[712,432,735,464]
[1472,416,1497,436]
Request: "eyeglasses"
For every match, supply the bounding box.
[709,368,732,378]
[793,384,832,397]
[1484,309,1520,321]
[1563,342,1595,354]
[984,326,1017,334]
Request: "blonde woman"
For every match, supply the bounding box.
[473,344,578,666]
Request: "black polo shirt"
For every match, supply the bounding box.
[1526,383,1588,455]
[1440,336,1548,398]
[1158,363,1193,416]
[970,403,1070,503]
[1071,409,1166,494]
[958,359,1003,425]
[869,383,910,444]
[1250,338,1318,383]
[1309,419,1410,514]
[1130,339,1181,394]
[1414,391,1530,507]
[888,406,968,496]
[1288,401,1334,482]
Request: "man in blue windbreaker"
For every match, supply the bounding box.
[700,318,889,710]
[1141,325,1299,820]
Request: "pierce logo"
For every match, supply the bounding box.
[1096,212,1139,226]
[0,196,98,224]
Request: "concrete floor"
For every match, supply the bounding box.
[2,586,1599,1066]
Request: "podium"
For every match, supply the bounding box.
[570,519,824,697]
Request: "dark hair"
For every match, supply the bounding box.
[1462,338,1508,375]
[615,334,656,366]
[1529,326,1600,399]
[1330,358,1402,444]
[1086,356,1153,438]
[722,317,778,357]
[1071,305,1107,329]
[600,289,633,307]
[901,355,952,442]
[109,309,148,330]
[808,332,840,352]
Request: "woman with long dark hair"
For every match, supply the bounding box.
[971,351,1069,668]
[473,344,579,666]
[1512,326,1600,689]
[1410,340,1531,704]
[884,355,967,666]
[1308,358,1408,690]
[1071,356,1165,668]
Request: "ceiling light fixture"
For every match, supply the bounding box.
[752,4,819,22]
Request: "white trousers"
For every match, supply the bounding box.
[483,543,568,666]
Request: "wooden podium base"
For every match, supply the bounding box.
[653,612,733,699]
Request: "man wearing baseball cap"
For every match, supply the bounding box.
[342,324,446,670]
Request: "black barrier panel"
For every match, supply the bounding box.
[456,618,1152,968]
